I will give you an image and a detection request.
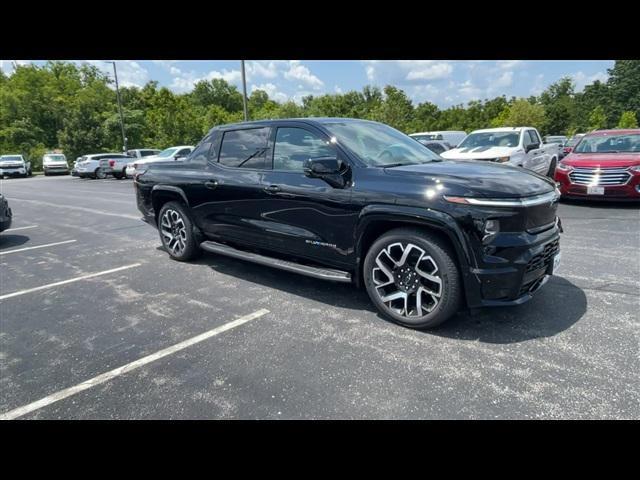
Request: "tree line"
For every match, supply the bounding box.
[1,60,638,170]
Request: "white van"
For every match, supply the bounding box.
[410,131,467,148]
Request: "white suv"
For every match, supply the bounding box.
[0,155,31,178]
[75,153,129,179]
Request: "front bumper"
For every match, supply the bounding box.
[44,165,69,173]
[466,223,561,308]
[555,170,640,201]
[0,206,12,232]
[0,168,27,177]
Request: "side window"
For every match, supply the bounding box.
[188,137,213,166]
[177,148,192,156]
[141,150,156,157]
[273,127,335,171]
[218,128,269,169]
[528,130,540,145]
[427,143,445,154]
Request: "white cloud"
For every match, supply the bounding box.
[403,61,454,81]
[251,83,288,103]
[0,60,32,75]
[246,61,280,80]
[334,85,343,94]
[494,71,514,88]
[497,60,523,70]
[284,61,324,90]
[83,60,149,88]
[572,70,608,92]
[363,60,454,85]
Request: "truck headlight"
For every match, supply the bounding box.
[629,165,640,173]
[496,156,510,163]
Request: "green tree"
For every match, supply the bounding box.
[492,99,546,131]
[616,111,638,128]
[588,106,607,130]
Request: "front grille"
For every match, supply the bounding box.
[525,239,559,273]
[569,166,631,186]
[0,164,24,168]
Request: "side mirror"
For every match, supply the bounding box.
[525,143,540,153]
[174,154,186,161]
[304,157,341,176]
[303,157,346,188]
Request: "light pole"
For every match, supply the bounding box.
[109,61,128,153]
[241,60,249,121]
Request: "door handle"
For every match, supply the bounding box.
[264,185,281,193]
[204,179,218,189]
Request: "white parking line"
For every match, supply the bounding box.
[0,308,269,420]
[0,263,141,301]
[8,198,139,220]
[3,225,38,232]
[0,239,76,256]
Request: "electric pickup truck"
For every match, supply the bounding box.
[135,118,563,329]
[441,127,559,177]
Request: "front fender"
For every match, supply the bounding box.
[355,204,474,267]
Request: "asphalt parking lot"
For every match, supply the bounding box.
[0,174,638,419]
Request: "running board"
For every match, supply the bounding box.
[200,240,352,283]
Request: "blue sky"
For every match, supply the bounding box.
[0,60,613,108]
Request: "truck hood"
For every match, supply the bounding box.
[0,160,25,166]
[383,160,555,198]
[441,146,516,160]
[561,152,640,168]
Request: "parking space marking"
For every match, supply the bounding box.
[0,239,76,256]
[0,263,141,301]
[0,308,270,420]
[8,198,140,220]
[3,225,38,232]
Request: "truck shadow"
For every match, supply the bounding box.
[0,234,30,250]
[194,251,587,344]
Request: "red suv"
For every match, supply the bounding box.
[555,129,640,201]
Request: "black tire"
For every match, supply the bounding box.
[94,167,106,180]
[363,227,461,329]
[547,157,557,178]
[113,172,123,180]
[157,201,201,261]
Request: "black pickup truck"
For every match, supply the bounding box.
[135,118,562,329]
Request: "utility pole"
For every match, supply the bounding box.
[241,60,249,121]
[110,61,128,153]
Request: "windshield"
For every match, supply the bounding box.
[157,148,178,158]
[458,131,520,149]
[0,155,23,162]
[566,136,583,147]
[44,155,66,163]
[323,121,442,167]
[573,133,640,154]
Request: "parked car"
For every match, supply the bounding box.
[125,145,194,178]
[0,194,12,232]
[555,129,640,201]
[127,148,162,159]
[43,153,69,176]
[441,127,559,177]
[71,156,82,176]
[410,131,467,148]
[415,140,451,155]
[563,134,585,156]
[0,155,31,178]
[544,135,569,159]
[75,153,127,179]
[135,118,562,330]
[100,153,137,179]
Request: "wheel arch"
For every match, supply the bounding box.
[353,206,475,304]
[151,185,189,223]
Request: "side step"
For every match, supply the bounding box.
[200,240,352,283]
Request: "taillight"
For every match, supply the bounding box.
[109,160,115,167]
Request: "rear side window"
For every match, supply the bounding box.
[218,128,269,169]
[188,137,213,166]
[141,150,158,157]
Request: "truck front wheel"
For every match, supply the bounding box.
[363,228,461,329]
[157,201,201,261]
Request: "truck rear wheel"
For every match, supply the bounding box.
[363,228,461,329]
[157,201,201,261]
